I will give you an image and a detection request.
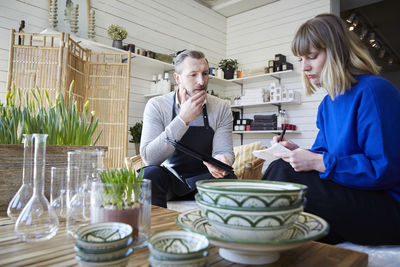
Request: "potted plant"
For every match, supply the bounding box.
[218,58,239,79]
[107,24,128,49]
[0,81,104,212]
[129,121,142,155]
[91,168,151,243]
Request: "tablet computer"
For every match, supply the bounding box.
[166,138,234,174]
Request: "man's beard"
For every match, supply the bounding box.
[185,86,207,97]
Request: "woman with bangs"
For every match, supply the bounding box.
[262,13,400,245]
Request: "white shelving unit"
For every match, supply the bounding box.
[233,130,299,134]
[220,70,299,144]
[131,53,174,72]
[231,98,300,109]
[209,70,293,86]
[144,92,162,98]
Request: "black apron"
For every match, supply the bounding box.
[166,92,215,190]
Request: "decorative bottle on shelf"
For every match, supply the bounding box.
[156,73,163,94]
[277,109,288,130]
[7,134,34,221]
[162,72,171,94]
[150,75,157,94]
[15,134,59,242]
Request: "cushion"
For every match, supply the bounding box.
[233,141,262,179]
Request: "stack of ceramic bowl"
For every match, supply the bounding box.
[195,179,308,241]
[74,222,134,267]
[148,230,209,267]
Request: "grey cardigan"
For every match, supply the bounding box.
[140,91,234,167]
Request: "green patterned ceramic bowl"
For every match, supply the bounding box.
[74,243,133,262]
[196,196,303,241]
[74,222,133,252]
[148,230,209,260]
[75,253,131,267]
[148,253,208,267]
[196,179,307,208]
[195,193,304,212]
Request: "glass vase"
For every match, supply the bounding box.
[66,150,104,236]
[7,134,34,221]
[91,179,151,248]
[14,134,59,242]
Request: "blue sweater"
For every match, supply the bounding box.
[310,75,400,203]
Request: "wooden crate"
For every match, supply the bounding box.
[6,30,131,167]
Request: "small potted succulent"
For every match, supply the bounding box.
[129,121,142,155]
[218,58,239,80]
[107,24,128,49]
[91,168,151,243]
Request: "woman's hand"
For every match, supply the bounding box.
[271,136,299,150]
[274,148,326,172]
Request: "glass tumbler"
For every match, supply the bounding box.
[91,179,151,248]
[66,150,104,236]
[50,167,67,219]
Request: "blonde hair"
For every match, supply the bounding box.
[291,13,381,99]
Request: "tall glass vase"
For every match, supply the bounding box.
[14,134,59,242]
[7,134,34,221]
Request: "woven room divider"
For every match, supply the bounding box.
[6,30,131,167]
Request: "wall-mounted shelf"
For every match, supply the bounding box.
[77,37,174,72]
[233,130,299,145]
[144,92,162,98]
[209,70,293,86]
[231,98,301,109]
[131,53,174,72]
[233,130,299,134]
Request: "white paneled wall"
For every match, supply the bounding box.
[224,0,332,148]
[0,0,336,155]
[0,0,226,156]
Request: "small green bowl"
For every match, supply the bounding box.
[74,222,133,252]
[148,230,209,260]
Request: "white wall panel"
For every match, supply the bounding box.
[226,0,331,148]
[0,0,226,157]
[0,0,334,156]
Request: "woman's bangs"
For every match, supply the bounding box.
[292,27,315,56]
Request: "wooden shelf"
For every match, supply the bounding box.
[209,70,293,86]
[131,53,174,72]
[77,37,174,72]
[231,98,301,109]
[144,92,162,98]
[233,130,299,134]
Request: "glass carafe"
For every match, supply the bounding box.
[7,134,34,221]
[14,134,59,242]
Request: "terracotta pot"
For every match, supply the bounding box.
[0,145,107,214]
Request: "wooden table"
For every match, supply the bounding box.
[0,206,368,266]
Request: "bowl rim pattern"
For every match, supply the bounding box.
[74,222,133,244]
[196,179,308,194]
[195,193,304,211]
[148,230,209,256]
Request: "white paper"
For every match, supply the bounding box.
[252,143,290,161]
